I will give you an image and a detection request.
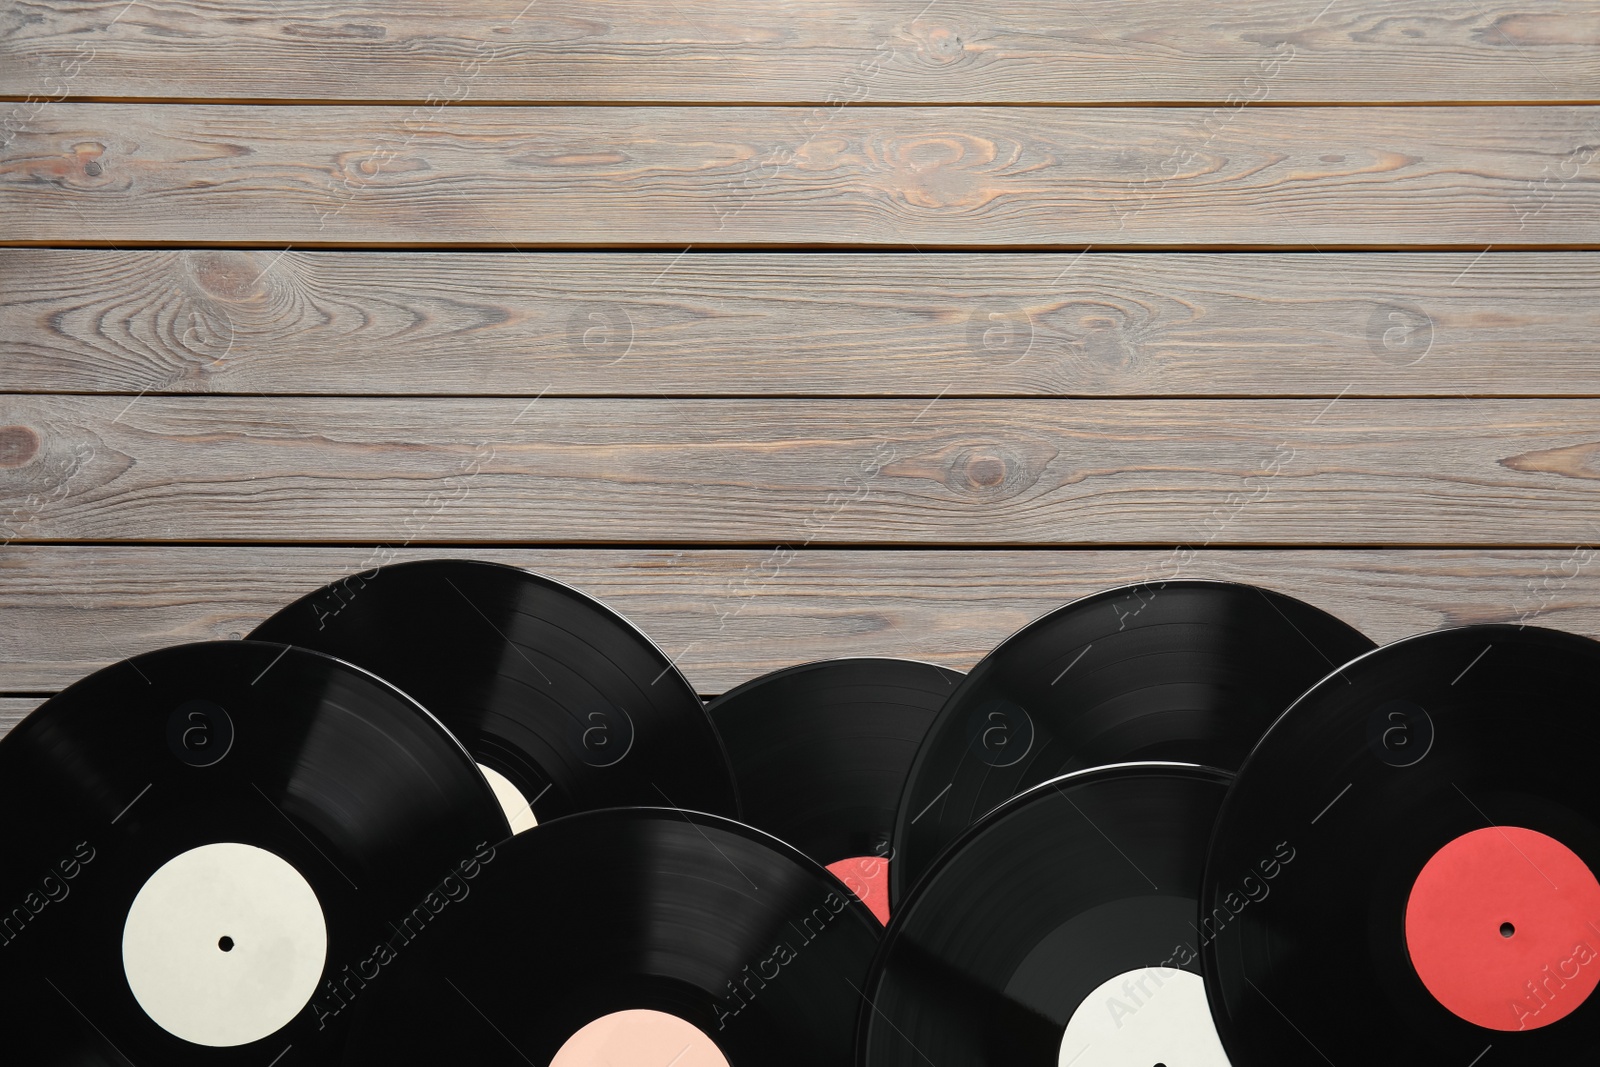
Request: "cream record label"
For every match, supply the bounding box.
[0,641,509,1064]
[1057,968,1230,1066]
[121,841,329,1047]
[860,763,1233,1066]
[253,559,739,829]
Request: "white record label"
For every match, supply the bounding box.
[122,841,328,1047]
[479,763,539,834]
[1058,967,1231,1066]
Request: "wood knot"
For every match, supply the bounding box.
[916,25,969,64]
[885,134,996,210]
[1051,302,1146,385]
[1478,14,1593,47]
[189,250,272,302]
[73,142,107,181]
[1069,318,1138,376]
[0,426,40,468]
[1501,442,1600,481]
[945,445,1026,499]
[967,456,1006,486]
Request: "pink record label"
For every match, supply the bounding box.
[550,1009,730,1067]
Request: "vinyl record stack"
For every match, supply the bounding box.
[4,558,1597,1065]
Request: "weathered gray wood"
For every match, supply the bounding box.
[2,1,1595,103]
[1,546,1597,695]
[2,396,1597,544]
[2,250,1595,396]
[6,105,1597,246]
[0,697,41,735]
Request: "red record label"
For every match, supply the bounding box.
[828,856,891,925]
[1405,826,1600,1031]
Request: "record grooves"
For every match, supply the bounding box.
[706,657,962,922]
[11,562,1599,1066]
[1202,624,1600,1063]
[340,807,883,1067]
[891,580,1374,904]
[861,762,1234,1066]
[0,641,510,1065]
[252,559,739,829]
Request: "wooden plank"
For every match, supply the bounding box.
[1,395,1598,544]
[2,2,1595,104]
[3,250,1597,397]
[5,105,1597,246]
[2,545,1598,695]
[0,697,41,735]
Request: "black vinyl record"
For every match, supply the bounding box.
[0,641,510,1065]
[891,580,1372,903]
[341,807,883,1067]
[251,558,738,829]
[859,763,1234,1066]
[1203,625,1600,1063]
[706,657,962,922]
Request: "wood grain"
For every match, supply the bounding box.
[4,250,1597,397]
[1,395,1598,544]
[2,1,1596,103]
[0,698,40,735]
[2,545,1597,695]
[6,105,1598,246]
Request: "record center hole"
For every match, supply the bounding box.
[218,935,234,952]
[1500,922,1515,939]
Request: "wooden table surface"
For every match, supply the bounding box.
[2,1,1598,727]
